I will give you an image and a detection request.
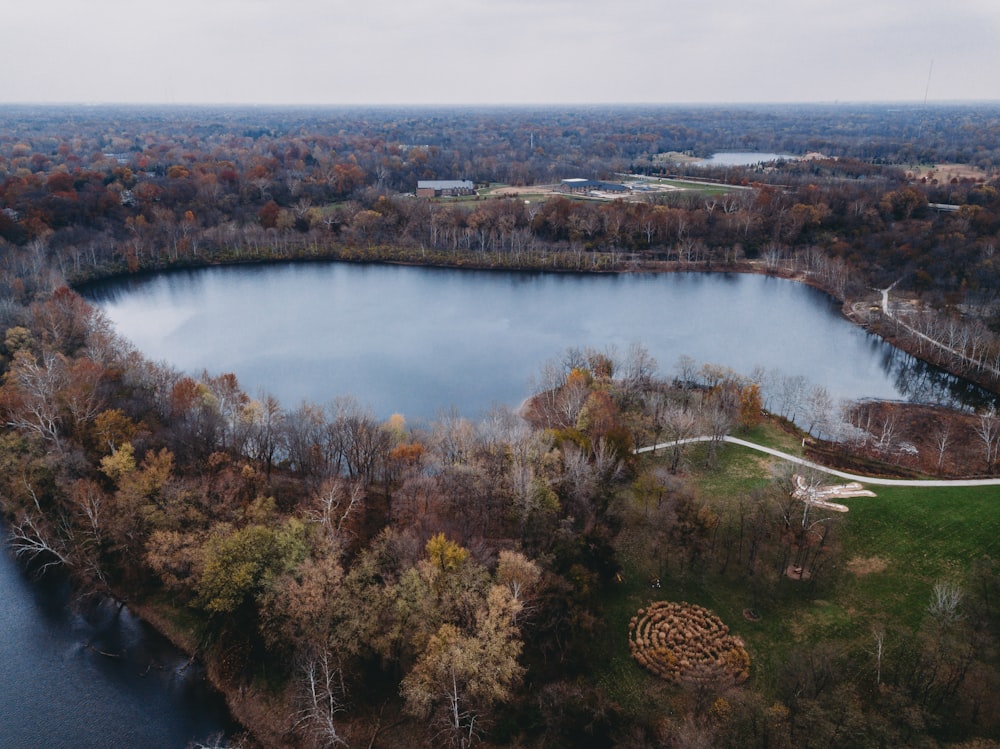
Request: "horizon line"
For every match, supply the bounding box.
[3,98,1000,109]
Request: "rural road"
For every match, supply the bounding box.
[636,435,1000,487]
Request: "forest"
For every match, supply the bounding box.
[3,103,1000,387]
[1,103,999,748]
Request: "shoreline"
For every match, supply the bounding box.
[123,598,287,747]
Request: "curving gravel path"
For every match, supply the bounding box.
[636,435,1000,488]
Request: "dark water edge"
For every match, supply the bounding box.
[0,534,238,749]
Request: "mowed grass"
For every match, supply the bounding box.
[601,428,1000,716]
[840,483,1000,627]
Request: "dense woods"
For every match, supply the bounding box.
[1,104,1000,748]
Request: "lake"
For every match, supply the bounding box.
[82,263,984,423]
[697,151,799,166]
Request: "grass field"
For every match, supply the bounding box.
[626,176,741,196]
[906,162,988,184]
[842,483,1000,626]
[481,178,740,204]
[600,423,1000,718]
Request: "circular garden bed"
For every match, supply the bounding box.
[628,601,750,684]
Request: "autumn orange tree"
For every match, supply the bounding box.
[738,383,764,432]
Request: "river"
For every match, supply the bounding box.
[0,540,236,748]
[82,263,988,422]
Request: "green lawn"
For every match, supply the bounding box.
[601,431,1000,718]
[841,483,1000,627]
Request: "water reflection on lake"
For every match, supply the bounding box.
[82,264,993,421]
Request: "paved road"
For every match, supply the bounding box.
[636,435,1000,488]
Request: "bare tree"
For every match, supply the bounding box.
[619,343,658,403]
[875,409,898,453]
[296,649,349,748]
[871,625,885,687]
[9,512,72,575]
[591,436,623,483]
[974,408,999,470]
[561,444,599,525]
[237,394,284,477]
[932,420,952,475]
[642,389,670,451]
[776,374,807,423]
[3,350,67,450]
[928,580,964,626]
[674,355,699,391]
[804,385,834,437]
[309,478,366,546]
[662,405,698,473]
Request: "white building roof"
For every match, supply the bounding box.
[417,180,473,189]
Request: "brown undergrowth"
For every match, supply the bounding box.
[815,402,995,478]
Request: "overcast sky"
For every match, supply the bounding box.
[3,0,998,106]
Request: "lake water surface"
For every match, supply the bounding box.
[697,151,798,166]
[82,263,983,421]
[0,542,235,748]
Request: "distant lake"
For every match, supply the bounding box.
[697,151,798,166]
[82,263,987,422]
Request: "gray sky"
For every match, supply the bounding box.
[3,0,998,105]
